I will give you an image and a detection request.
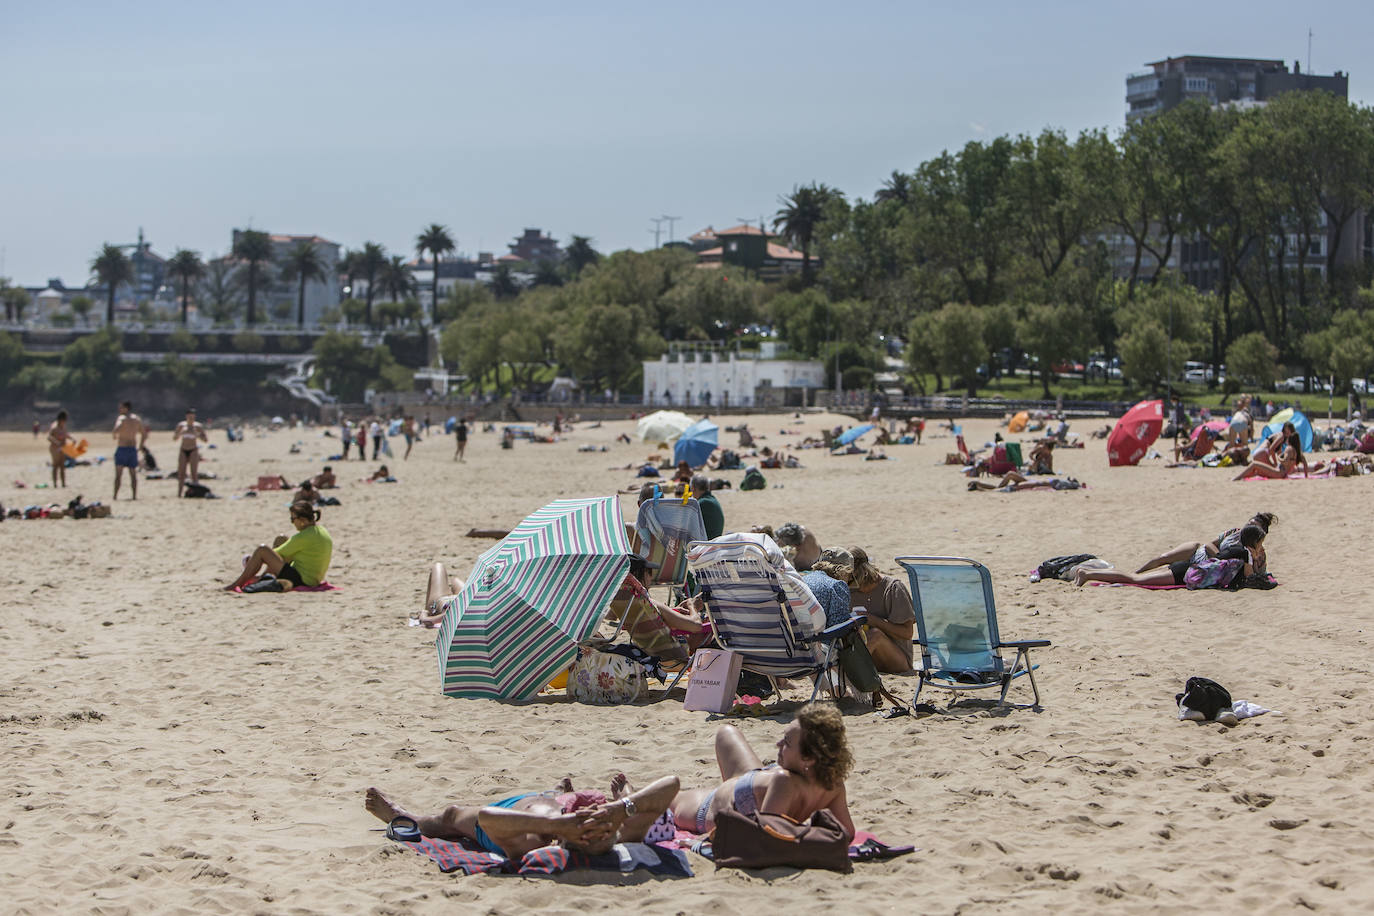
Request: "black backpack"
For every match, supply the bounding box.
[1176,677,1232,720]
[183,482,212,499]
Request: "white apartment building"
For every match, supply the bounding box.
[641,342,825,408]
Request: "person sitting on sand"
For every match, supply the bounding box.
[1026,440,1055,475]
[225,501,333,592]
[670,704,854,838]
[845,547,915,674]
[1174,426,1217,463]
[1074,524,1265,588]
[312,466,337,489]
[1134,512,1274,576]
[1234,423,1321,480]
[365,774,681,858]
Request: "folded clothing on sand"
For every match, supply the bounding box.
[387,833,692,877]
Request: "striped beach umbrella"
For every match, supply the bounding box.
[436,497,632,699]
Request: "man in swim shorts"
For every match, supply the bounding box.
[112,400,149,500]
[364,774,680,858]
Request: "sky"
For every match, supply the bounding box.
[3,0,1372,285]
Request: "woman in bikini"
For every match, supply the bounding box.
[47,409,74,488]
[174,408,208,497]
[670,702,854,838]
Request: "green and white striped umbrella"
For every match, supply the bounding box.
[436,496,631,699]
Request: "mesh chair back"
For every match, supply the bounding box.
[897,558,1003,676]
[635,497,707,587]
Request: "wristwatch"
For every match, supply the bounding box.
[622,797,637,816]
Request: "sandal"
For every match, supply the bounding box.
[849,838,916,861]
[386,816,422,843]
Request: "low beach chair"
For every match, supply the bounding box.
[635,494,707,601]
[895,556,1050,708]
[688,537,861,701]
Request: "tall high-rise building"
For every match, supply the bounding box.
[1126,55,1347,123]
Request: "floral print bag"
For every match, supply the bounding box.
[568,644,645,705]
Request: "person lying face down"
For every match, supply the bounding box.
[364,774,681,858]
[1074,524,1266,588]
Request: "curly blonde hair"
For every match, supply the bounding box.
[796,701,853,790]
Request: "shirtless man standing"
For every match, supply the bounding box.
[47,410,74,488]
[173,407,208,497]
[112,400,149,500]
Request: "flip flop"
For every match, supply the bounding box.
[386,816,422,843]
[879,706,910,719]
[849,838,917,861]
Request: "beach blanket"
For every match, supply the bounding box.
[691,830,915,865]
[1090,575,1278,591]
[228,581,339,594]
[388,835,693,877]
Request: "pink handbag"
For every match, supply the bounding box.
[682,648,743,713]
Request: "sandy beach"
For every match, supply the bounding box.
[3,411,1372,914]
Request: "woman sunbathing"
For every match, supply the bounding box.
[670,704,854,837]
[1235,423,1322,480]
[364,774,680,858]
[1075,523,1265,588]
[415,562,466,626]
[225,501,333,592]
[1135,512,1274,575]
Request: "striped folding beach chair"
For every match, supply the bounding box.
[686,535,861,700]
[634,495,707,600]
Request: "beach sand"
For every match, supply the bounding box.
[2,412,1372,913]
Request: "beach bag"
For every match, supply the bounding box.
[1036,554,1097,581]
[713,808,852,873]
[1183,556,1243,590]
[835,630,882,693]
[567,645,644,705]
[740,468,766,491]
[683,648,743,713]
[1175,676,1232,720]
[183,482,212,499]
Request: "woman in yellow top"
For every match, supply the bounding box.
[226,501,333,592]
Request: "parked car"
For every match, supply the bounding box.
[1276,376,1313,393]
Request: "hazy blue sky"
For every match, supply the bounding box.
[3,1,1371,284]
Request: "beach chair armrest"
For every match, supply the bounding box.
[818,616,864,640]
[999,639,1051,649]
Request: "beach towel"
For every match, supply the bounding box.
[388,834,692,877]
[228,581,339,594]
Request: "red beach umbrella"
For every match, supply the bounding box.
[1107,399,1163,467]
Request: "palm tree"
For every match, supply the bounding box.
[338,248,361,299]
[91,243,134,325]
[358,242,388,327]
[773,183,841,287]
[281,241,328,327]
[232,229,275,325]
[199,257,243,325]
[378,255,417,310]
[488,264,520,300]
[565,235,600,276]
[166,249,205,325]
[875,170,912,206]
[415,223,455,322]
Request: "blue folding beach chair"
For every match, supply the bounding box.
[688,538,861,700]
[896,556,1050,708]
[635,494,707,601]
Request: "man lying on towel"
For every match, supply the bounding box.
[365,774,679,858]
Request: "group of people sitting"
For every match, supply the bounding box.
[365,704,855,857]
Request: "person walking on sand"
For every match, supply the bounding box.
[174,407,208,498]
[369,418,383,461]
[112,400,149,500]
[355,423,367,461]
[403,415,417,460]
[454,417,468,462]
[47,410,74,488]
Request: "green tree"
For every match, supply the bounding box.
[1225,331,1280,388]
[91,243,134,325]
[774,183,843,286]
[874,170,912,205]
[435,282,494,324]
[168,327,197,353]
[981,303,1019,381]
[1007,129,1099,279]
[357,242,388,326]
[1017,303,1091,398]
[70,294,94,326]
[377,255,417,308]
[280,240,327,328]
[565,235,601,276]
[1301,311,1374,390]
[905,312,942,393]
[166,249,205,325]
[311,330,406,400]
[415,223,455,321]
[0,332,23,386]
[231,230,274,326]
[488,264,520,300]
[1117,320,1172,388]
[232,330,265,352]
[931,303,985,396]
[199,258,242,325]
[61,325,123,390]
[3,285,30,322]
